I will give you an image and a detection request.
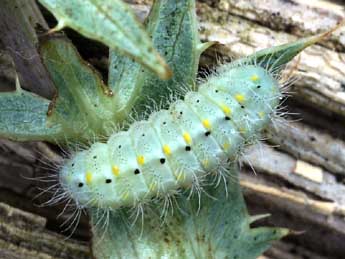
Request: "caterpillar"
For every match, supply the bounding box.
[59,63,281,211]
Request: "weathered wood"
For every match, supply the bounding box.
[221,0,345,52]
[0,202,90,259]
[266,121,345,175]
[0,0,56,98]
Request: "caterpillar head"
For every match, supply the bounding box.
[59,151,90,208]
[59,143,115,209]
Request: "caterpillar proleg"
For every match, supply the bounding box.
[59,64,281,210]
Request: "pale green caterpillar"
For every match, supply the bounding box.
[58,62,281,211]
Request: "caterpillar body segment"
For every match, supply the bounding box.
[130,121,177,195]
[184,92,244,158]
[170,100,225,171]
[59,64,280,210]
[149,110,202,188]
[107,132,149,207]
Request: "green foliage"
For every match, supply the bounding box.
[108,0,215,120]
[38,0,171,79]
[0,80,61,141]
[91,168,288,259]
[40,38,120,140]
[0,37,123,143]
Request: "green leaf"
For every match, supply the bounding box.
[235,30,338,71]
[108,0,215,120]
[38,0,171,79]
[0,37,124,143]
[40,37,120,141]
[0,80,62,141]
[107,53,143,121]
[91,168,288,259]
[139,0,209,101]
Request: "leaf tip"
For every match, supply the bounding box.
[14,75,22,92]
[304,18,345,47]
[249,213,271,224]
[158,61,173,80]
[47,20,66,35]
[197,41,218,54]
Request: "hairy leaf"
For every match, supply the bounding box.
[0,81,62,141]
[40,37,120,141]
[91,168,288,259]
[38,0,171,79]
[0,37,123,143]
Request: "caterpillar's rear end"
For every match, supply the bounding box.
[59,64,281,211]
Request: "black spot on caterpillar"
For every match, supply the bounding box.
[59,64,281,210]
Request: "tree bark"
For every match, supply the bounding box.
[0,0,345,258]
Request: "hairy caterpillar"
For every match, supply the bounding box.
[59,63,281,211]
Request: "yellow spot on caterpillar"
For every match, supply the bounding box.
[112,166,120,177]
[223,142,231,151]
[137,155,145,165]
[220,104,232,115]
[202,119,211,130]
[258,111,265,119]
[235,94,246,104]
[85,172,93,184]
[183,132,192,144]
[250,74,260,82]
[163,145,171,156]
